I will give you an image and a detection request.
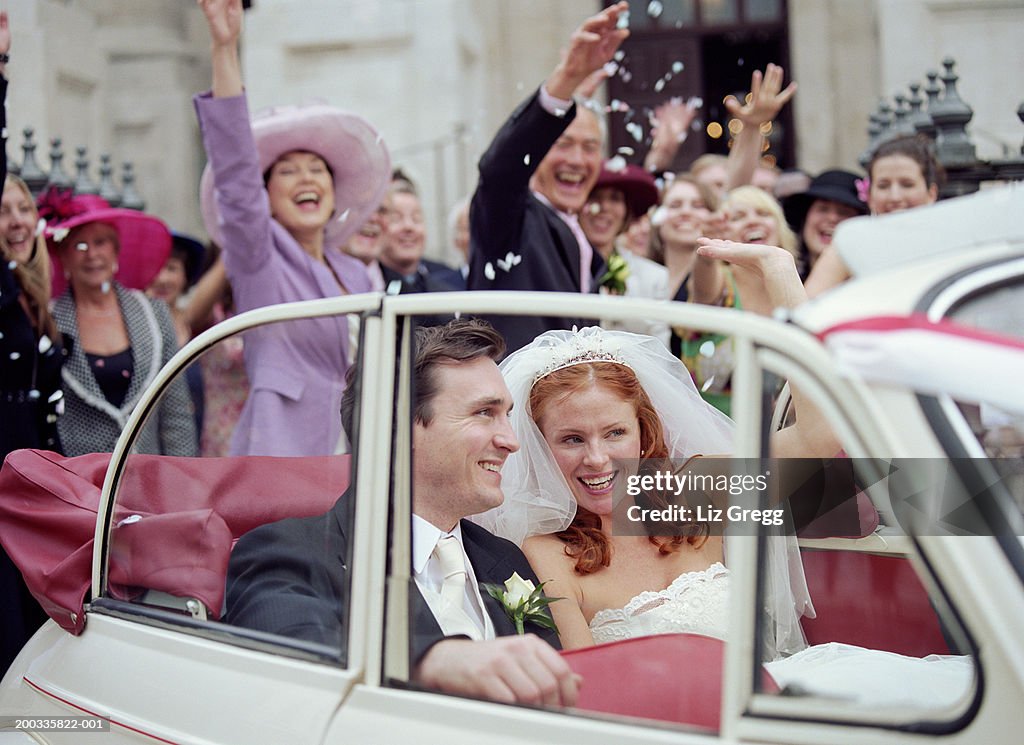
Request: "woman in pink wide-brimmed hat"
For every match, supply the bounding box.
[195,0,391,457]
[39,188,197,457]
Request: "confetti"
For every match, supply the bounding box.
[101,281,112,294]
[617,146,635,157]
[647,1,664,18]
[737,57,745,66]
[9,352,21,361]
[484,262,496,281]
[603,61,619,76]
[496,252,522,272]
[606,155,628,172]
[38,335,53,354]
[7,260,16,270]
[35,218,46,237]
[654,79,666,93]
[621,70,633,83]
[523,154,531,166]
[614,50,625,62]
[625,122,644,142]
[587,202,601,215]
[672,61,684,74]
[616,10,630,29]
[650,206,668,226]
[699,340,716,357]
[27,389,41,401]
[75,242,89,252]
[337,208,350,223]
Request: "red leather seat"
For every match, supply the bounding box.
[562,633,778,730]
[800,549,950,656]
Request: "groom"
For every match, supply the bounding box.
[225,319,576,707]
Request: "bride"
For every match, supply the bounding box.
[475,239,973,708]
[476,240,836,655]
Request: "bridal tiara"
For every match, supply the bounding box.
[530,327,634,384]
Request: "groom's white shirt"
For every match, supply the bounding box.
[412,514,495,640]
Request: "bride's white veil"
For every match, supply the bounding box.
[473,326,813,658]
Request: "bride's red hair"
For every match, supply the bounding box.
[530,361,707,575]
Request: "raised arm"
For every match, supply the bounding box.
[182,255,230,333]
[695,238,839,459]
[644,98,700,174]
[724,64,796,191]
[803,245,852,298]
[545,2,630,100]
[198,0,244,97]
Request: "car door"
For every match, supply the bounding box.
[8,295,382,745]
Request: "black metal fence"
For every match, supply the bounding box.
[860,58,1024,198]
[5,128,146,210]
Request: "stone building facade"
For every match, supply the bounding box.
[7,0,1023,264]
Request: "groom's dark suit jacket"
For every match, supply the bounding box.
[225,490,560,662]
[467,89,605,353]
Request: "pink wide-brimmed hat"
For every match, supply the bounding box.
[199,103,391,250]
[37,188,172,297]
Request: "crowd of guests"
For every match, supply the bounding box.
[0,0,967,680]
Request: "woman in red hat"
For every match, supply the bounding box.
[40,190,197,457]
[579,161,669,345]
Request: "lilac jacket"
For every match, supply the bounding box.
[194,92,372,456]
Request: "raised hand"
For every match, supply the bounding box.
[198,0,243,49]
[725,63,797,126]
[697,237,805,308]
[547,1,630,100]
[644,98,699,171]
[575,68,610,101]
[198,0,244,97]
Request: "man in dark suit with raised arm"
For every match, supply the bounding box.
[225,318,576,707]
[467,2,630,352]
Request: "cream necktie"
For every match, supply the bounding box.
[432,535,483,640]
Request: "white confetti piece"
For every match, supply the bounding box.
[647,1,664,18]
[606,155,628,172]
[672,61,684,74]
[484,262,496,281]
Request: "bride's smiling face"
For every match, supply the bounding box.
[536,383,642,516]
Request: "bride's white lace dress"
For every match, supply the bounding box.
[588,563,973,709]
[589,562,730,645]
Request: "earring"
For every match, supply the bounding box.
[640,449,646,457]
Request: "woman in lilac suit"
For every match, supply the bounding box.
[195,0,390,456]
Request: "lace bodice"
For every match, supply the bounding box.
[589,562,730,644]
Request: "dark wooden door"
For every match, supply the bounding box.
[603,0,793,172]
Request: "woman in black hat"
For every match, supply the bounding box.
[782,169,868,280]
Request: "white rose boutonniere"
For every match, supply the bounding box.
[482,572,561,635]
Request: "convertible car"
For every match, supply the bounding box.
[1,186,1022,743]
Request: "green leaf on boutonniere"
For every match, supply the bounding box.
[482,572,562,636]
[598,250,631,295]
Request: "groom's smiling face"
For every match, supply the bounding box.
[412,357,520,531]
